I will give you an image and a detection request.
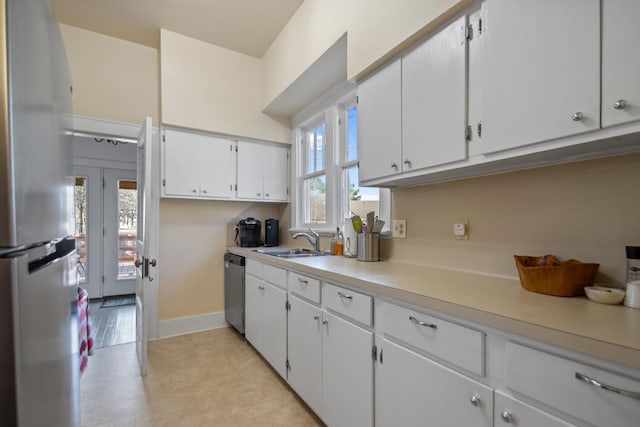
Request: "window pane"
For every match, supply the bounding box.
[346,167,380,220]
[117,180,137,280]
[304,175,326,224]
[347,106,358,162]
[74,177,87,283]
[306,124,326,174]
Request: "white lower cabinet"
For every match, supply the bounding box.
[244,270,287,379]
[287,294,323,417]
[495,391,576,427]
[376,337,493,427]
[322,310,374,427]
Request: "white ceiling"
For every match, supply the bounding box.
[50,0,304,58]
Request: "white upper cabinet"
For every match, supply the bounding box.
[402,15,468,170]
[237,140,289,202]
[602,0,640,128]
[480,0,600,154]
[357,59,402,182]
[162,129,234,199]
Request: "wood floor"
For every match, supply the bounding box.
[89,300,136,348]
[80,327,324,426]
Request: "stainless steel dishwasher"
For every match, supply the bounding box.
[224,252,245,334]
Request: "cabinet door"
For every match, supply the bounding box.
[244,274,263,350]
[495,391,576,427]
[261,282,287,378]
[602,0,640,128]
[376,337,493,427]
[236,140,264,199]
[322,311,373,427]
[263,145,289,201]
[163,130,200,197]
[287,295,323,417]
[357,59,402,182]
[481,0,600,154]
[199,136,234,199]
[402,15,468,170]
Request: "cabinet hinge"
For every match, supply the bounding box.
[102,177,105,189]
[285,300,291,311]
[286,359,291,372]
[466,24,473,41]
[230,144,233,151]
[102,228,105,237]
[286,151,290,160]
[234,184,238,191]
[102,275,105,283]
[286,188,289,196]
[478,18,483,35]
[162,133,165,142]
[338,118,342,126]
[235,145,238,152]
[380,348,384,364]
[162,178,166,187]
[465,125,472,142]
[477,121,482,138]
[372,345,378,362]
[230,184,233,191]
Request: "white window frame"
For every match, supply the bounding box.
[291,83,390,235]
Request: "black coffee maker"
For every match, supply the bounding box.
[264,219,279,247]
[235,217,262,247]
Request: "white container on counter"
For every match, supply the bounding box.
[624,280,640,308]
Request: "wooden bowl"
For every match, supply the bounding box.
[514,255,599,297]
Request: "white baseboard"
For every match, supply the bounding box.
[156,311,228,339]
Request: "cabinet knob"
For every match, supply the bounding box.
[257,193,261,197]
[192,189,197,193]
[265,193,270,197]
[500,411,513,423]
[313,315,319,320]
[469,395,481,407]
[202,189,207,194]
[572,112,583,122]
[322,319,328,325]
[390,162,398,168]
[614,99,627,110]
[403,158,411,165]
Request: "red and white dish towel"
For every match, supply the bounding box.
[77,287,95,373]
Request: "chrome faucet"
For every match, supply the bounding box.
[292,228,320,252]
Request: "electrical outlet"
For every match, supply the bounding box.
[392,219,407,238]
[454,218,469,240]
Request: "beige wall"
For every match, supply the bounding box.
[261,0,471,108]
[386,153,640,286]
[59,24,160,125]
[158,199,288,320]
[160,30,291,143]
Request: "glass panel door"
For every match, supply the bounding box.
[103,169,137,296]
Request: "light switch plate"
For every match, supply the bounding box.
[392,219,407,238]
[454,218,469,240]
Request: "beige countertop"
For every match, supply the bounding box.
[228,246,640,370]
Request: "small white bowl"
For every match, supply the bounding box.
[584,286,625,305]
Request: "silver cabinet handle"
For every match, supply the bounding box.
[338,291,353,300]
[500,411,512,423]
[258,285,264,291]
[470,395,481,407]
[614,99,627,110]
[322,319,328,325]
[313,315,319,320]
[390,162,398,168]
[409,315,437,329]
[572,112,583,121]
[575,372,640,400]
[298,278,308,284]
[403,158,411,165]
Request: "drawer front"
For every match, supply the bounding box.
[245,259,263,278]
[323,283,372,326]
[263,264,287,290]
[379,301,484,376]
[495,391,576,427]
[506,342,640,427]
[289,271,321,304]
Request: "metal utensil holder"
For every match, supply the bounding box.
[357,233,380,262]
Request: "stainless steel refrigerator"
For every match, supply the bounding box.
[0,0,79,425]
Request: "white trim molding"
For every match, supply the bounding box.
[156,311,228,339]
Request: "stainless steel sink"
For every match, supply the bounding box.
[254,248,328,258]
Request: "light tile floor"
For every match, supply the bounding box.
[81,327,324,426]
